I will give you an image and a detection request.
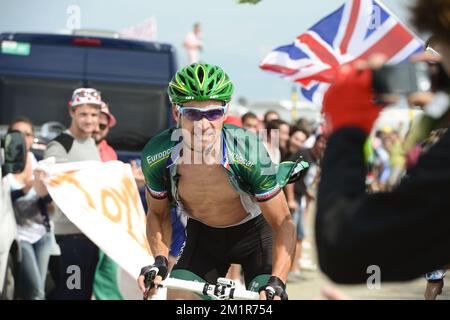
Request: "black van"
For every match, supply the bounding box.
[0,32,177,157]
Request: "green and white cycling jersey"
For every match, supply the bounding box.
[141,124,307,226]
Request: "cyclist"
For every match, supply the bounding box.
[137,63,306,300]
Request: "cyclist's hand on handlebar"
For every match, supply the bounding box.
[259,276,288,300]
[139,274,163,299]
[259,289,282,300]
[137,256,169,299]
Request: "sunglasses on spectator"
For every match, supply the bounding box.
[176,104,228,121]
[99,123,108,130]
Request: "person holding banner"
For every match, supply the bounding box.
[45,88,102,300]
[315,0,450,284]
[138,63,306,300]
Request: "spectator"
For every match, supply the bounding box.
[45,88,102,299]
[315,0,450,283]
[6,117,53,299]
[265,119,290,162]
[92,102,117,161]
[183,22,203,64]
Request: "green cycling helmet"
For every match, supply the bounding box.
[168,63,234,104]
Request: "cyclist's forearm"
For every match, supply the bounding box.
[146,208,172,258]
[271,217,296,283]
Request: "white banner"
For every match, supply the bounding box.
[42,160,153,279]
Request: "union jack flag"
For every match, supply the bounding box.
[260,0,424,106]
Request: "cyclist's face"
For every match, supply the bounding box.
[175,100,227,151]
[70,104,100,135]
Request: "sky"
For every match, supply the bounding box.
[0,0,417,104]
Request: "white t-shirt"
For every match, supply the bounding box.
[183,31,202,64]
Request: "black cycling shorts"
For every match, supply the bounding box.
[171,214,273,289]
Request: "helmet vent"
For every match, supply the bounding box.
[188,80,197,92]
[197,67,205,83]
[178,74,187,86]
[172,87,185,96]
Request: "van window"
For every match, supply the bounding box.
[89,81,168,151]
[0,76,168,151]
[0,76,77,126]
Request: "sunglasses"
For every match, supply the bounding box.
[176,104,228,122]
[99,123,108,130]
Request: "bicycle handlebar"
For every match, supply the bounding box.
[145,277,260,300]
